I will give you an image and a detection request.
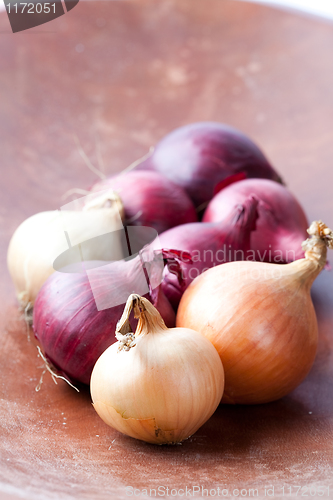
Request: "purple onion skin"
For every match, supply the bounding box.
[155,196,259,310]
[91,170,197,233]
[33,268,175,386]
[203,179,309,264]
[135,122,282,209]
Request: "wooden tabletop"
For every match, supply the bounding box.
[1,1,333,499]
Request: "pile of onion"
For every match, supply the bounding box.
[90,294,224,444]
[203,178,309,263]
[177,221,333,404]
[90,170,197,233]
[9,116,329,443]
[135,121,283,210]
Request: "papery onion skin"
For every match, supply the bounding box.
[90,170,198,233]
[177,261,317,405]
[135,122,282,209]
[33,258,177,385]
[155,195,258,309]
[176,222,333,405]
[90,296,224,445]
[203,178,309,263]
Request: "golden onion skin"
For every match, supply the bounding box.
[91,326,224,445]
[177,259,318,405]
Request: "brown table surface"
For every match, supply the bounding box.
[1,1,333,499]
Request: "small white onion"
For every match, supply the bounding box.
[7,193,124,310]
[90,294,224,445]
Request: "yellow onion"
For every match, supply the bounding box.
[90,294,224,444]
[176,221,333,405]
[7,192,124,310]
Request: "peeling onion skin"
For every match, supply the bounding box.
[90,296,224,445]
[135,122,282,209]
[33,263,176,386]
[90,170,198,233]
[203,178,309,263]
[176,222,333,405]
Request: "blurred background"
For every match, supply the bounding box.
[236,0,333,19]
[2,0,333,21]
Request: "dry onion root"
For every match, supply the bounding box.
[90,294,224,444]
[176,221,333,405]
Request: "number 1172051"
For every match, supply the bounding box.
[6,3,56,14]
[281,485,329,496]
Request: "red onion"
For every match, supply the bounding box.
[135,122,282,210]
[203,178,309,263]
[155,196,259,310]
[33,250,187,385]
[90,170,197,233]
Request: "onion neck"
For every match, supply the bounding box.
[222,195,259,253]
[291,221,333,288]
[133,296,168,336]
[83,190,125,220]
[116,294,167,349]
